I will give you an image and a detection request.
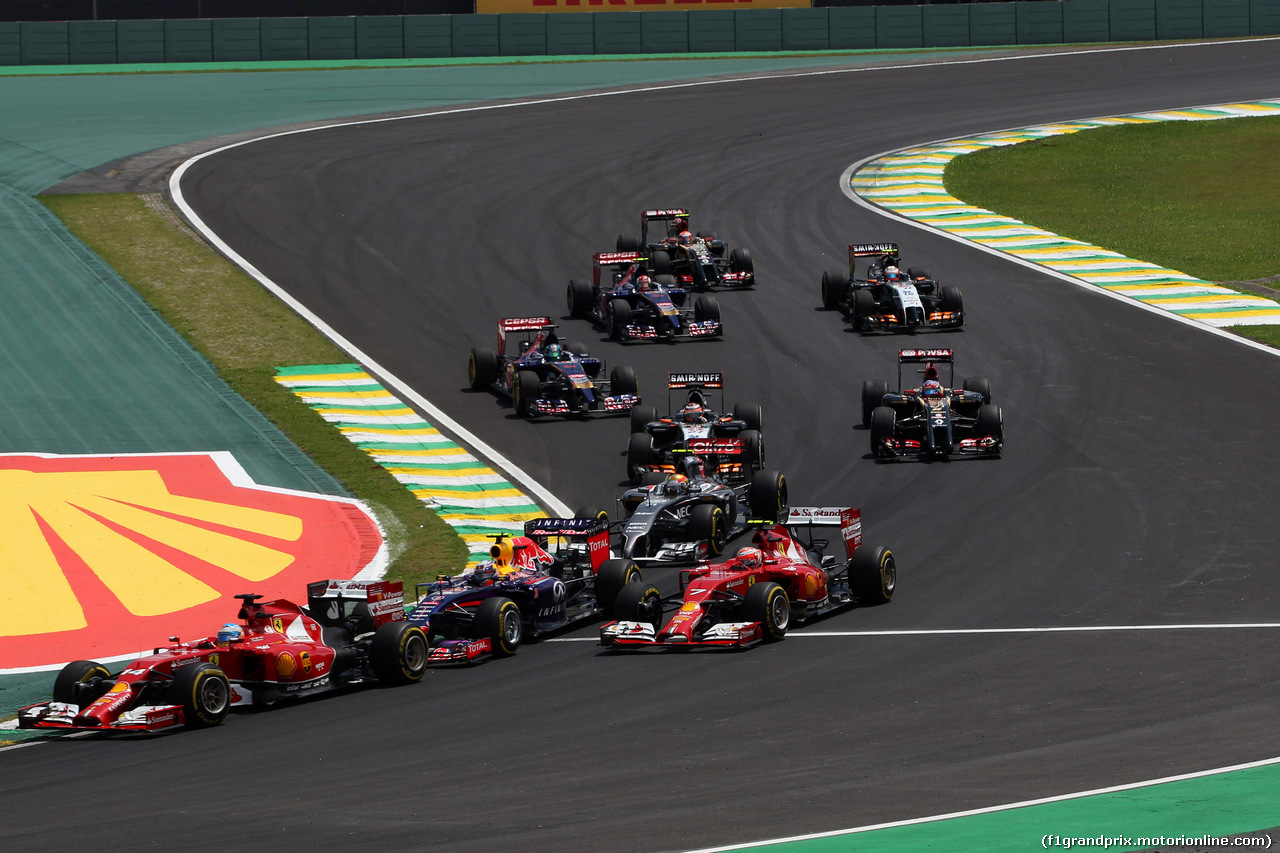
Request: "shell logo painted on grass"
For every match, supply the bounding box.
[0,452,384,673]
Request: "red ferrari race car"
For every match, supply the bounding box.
[17,580,427,733]
[599,507,895,650]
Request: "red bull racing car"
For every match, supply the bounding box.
[600,507,895,649]
[468,316,640,418]
[17,580,427,733]
[567,251,722,341]
[820,242,963,333]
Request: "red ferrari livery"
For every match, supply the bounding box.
[599,507,895,650]
[18,580,427,733]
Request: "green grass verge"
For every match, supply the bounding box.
[943,115,1280,349]
[40,192,468,592]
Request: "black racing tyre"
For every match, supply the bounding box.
[565,341,588,359]
[729,247,754,275]
[651,249,673,276]
[696,230,720,242]
[627,431,655,484]
[468,347,499,391]
[907,266,931,281]
[693,295,721,323]
[742,581,789,642]
[861,380,888,427]
[613,582,664,631]
[513,370,540,418]
[617,234,643,253]
[689,503,728,557]
[170,662,230,728]
[473,596,522,656]
[850,545,896,605]
[607,299,633,340]
[610,365,639,397]
[596,559,643,617]
[976,404,1004,443]
[567,278,594,318]
[574,505,609,522]
[370,621,429,684]
[53,659,112,705]
[655,273,677,289]
[869,406,896,457]
[739,429,765,471]
[747,469,788,523]
[940,284,964,316]
[630,403,658,434]
[852,288,876,331]
[962,377,993,405]
[639,471,668,487]
[733,402,763,431]
[821,269,847,311]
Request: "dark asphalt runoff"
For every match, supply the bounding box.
[7,41,1280,853]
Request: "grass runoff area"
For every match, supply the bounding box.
[40,193,468,593]
[37,114,1279,591]
[944,115,1280,349]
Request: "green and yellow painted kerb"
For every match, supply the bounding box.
[852,99,1280,328]
[274,365,545,568]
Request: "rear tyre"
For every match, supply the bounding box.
[729,247,754,275]
[617,235,643,253]
[861,380,888,427]
[693,295,721,323]
[821,269,847,311]
[574,505,609,522]
[473,597,521,656]
[567,279,594,318]
[370,621,429,684]
[596,559,643,617]
[869,407,896,457]
[170,662,230,728]
[851,546,896,605]
[739,429,764,472]
[852,288,876,332]
[651,250,673,276]
[610,365,639,397]
[747,470,788,523]
[742,582,789,642]
[629,404,658,434]
[53,660,112,705]
[733,402,763,431]
[565,341,588,360]
[907,267,931,281]
[627,432,654,484]
[607,299,633,340]
[614,582,664,631]
[513,370,540,418]
[468,348,499,390]
[963,377,992,405]
[689,503,728,557]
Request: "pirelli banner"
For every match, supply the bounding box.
[478,0,811,12]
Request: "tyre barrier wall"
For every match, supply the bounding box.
[2,0,1279,65]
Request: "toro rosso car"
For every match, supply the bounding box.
[468,316,640,418]
[407,519,651,663]
[567,251,722,341]
[600,507,895,649]
[17,580,427,733]
[862,348,1003,460]
[617,208,755,290]
[626,371,765,485]
[820,242,963,333]
[616,454,787,563]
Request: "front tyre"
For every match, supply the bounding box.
[614,582,664,631]
[869,407,896,457]
[170,662,230,728]
[473,597,522,657]
[53,659,112,705]
[610,365,639,397]
[370,621,429,683]
[689,503,728,557]
[742,582,789,642]
[513,370,540,418]
[596,559,643,618]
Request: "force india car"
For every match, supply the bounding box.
[616,454,787,563]
[626,371,765,485]
[600,506,896,649]
[862,348,1003,459]
[820,242,963,333]
[617,208,755,290]
[567,251,723,342]
[18,580,427,733]
[407,519,651,663]
[468,316,640,418]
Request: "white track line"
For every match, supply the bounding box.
[549,621,1280,641]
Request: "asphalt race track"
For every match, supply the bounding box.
[7,42,1280,852]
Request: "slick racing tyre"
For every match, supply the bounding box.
[614,582,664,631]
[473,597,522,657]
[468,348,499,391]
[689,503,728,557]
[742,582,789,642]
[170,662,231,728]
[747,469,788,523]
[596,559,643,618]
[940,285,964,320]
[976,404,1004,449]
[370,621,430,683]
[567,279,594,318]
[574,505,609,523]
[610,365,639,397]
[869,407,896,458]
[627,432,654,484]
[733,402,763,432]
[850,546,896,605]
[617,234,643,253]
[694,295,721,323]
[729,247,754,275]
[53,660,112,706]
[607,299,633,340]
[963,377,993,405]
[821,269,847,311]
[513,370,540,418]
[861,380,888,427]
[630,404,658,434]
[739,429,764,472]
[650,250,673,276]
[852,288,876,332]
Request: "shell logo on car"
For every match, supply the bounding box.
[0,452,384,673]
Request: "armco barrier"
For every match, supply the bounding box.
[5,0,1280,66]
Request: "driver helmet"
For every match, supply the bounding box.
[678,230,695,246]
[470,562,498,587]
[663,473,689,496]
[736,546,763,569]
[884,265,902,282]
[636,274,652,291]
[216,623,243,645]
[545,342,562,360]
[921,379,944,398]
[681,402,707,424]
